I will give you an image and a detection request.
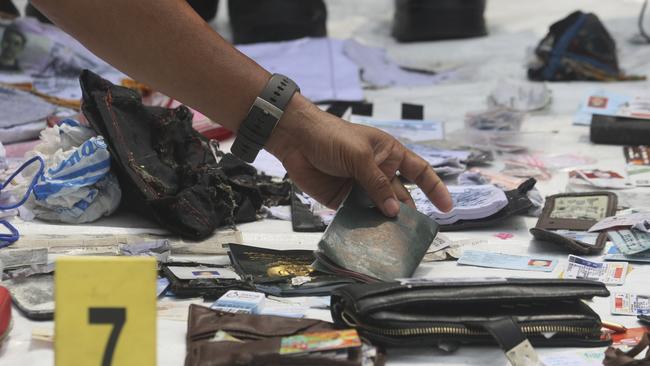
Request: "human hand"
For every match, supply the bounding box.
[266,95,453,217]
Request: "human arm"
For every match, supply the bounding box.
[31,0,452,216]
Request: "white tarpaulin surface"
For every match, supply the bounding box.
[4,0,650,365]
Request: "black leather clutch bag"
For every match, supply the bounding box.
[331,278,611,360]
[590,114,650,146]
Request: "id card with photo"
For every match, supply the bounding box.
[458,250,558,272]
[166,266,241,280]
[563,255,627,285]
[611,293,650,315]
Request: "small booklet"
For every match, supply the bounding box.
[413,184,508,225]
[315,185,438,282]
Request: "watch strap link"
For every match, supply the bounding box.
[231,74,299,163]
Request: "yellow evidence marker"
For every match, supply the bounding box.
[55,256,156,366]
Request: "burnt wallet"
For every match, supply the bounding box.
[331,278,611,364]
[530,191,618,254]
[185,304,383,366]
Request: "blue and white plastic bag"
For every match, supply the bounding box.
[23,119,121,223]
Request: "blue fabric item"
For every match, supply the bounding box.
[542,13,587,80]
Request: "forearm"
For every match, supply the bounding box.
[31,0,272,132]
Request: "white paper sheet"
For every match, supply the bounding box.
[237,38,363,102]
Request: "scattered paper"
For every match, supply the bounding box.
[568,169,633,190]
[611,327,650,346]
[624,146,650,187]
[250,150,287,178]
[350,115,444,142]
[542,349,608,366]
[427,233,452,253]
[406,143,471,163]
[0,86,56,130]
[295,192,336,226]
[611,293,650,315]
[266,295,330,310]
[405,144,469,176]
[488,78,552,112]
[573,90,631,126]
[156,278,170,297]
[458,250,558,272]
[563,255,628,285]
[589,211,650,232]
[617,95,650,119]
[157,298,205,322]
[604,246,650,263]
[342,39,455,88]
[422,238,485,261]
[505,154,597,176]
[210,330,244,343]
[413,184,508,225]
[237,38,363,102]
[265,205,291,221]
[31,327,55,343]
[608,230,650,255]
[551,230,599,246]
[465,107,524,133]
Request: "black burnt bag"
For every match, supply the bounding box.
[392,0,487,42]
[228,0,327,45]
[528,11,643,81]
[80,70,289,240]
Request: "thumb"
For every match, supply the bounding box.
[357,164,400,217]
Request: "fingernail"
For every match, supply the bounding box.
[384,198,400,217]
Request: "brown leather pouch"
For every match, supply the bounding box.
[185,305,381,366]
[530,192,617,254]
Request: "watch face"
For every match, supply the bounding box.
[550,196,610,221]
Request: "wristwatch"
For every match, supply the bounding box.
[230,74,300,163]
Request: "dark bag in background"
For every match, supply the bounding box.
[331,278,611,364]
[528,11,644,82]
[80,70,289,240]
[392,0,487,42]
[0,0,19,18]
[228,0,327,45]
[590,114,650,146]
[187,0,219,22]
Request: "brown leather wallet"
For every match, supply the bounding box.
[530,192,617,254]
[185,305,383,366]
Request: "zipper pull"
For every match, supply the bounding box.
[505,339,544,366]
[482,317,544,366]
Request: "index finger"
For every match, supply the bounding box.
[398,148,453,212]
